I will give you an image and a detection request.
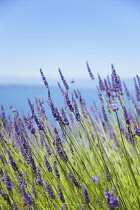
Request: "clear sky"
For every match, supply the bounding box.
[0,0,140,84]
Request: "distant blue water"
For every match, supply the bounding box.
[0,85,100,121]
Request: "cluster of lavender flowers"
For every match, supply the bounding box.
[0,63,140,209]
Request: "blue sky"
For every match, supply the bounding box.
[0,0,140,84]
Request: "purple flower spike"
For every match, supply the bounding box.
[105,186,120,209]
[40,68,49,88]
[57,184,65,203]
[67,172,81,188]
[46,182,55,199]
[58,68,69,90]
[111,104,119,112]
[91,174,100,182]
[82,185,90,204]
[3,170,12,190]
[86,61,94,80]
[44,155,52,172]
[23,192,34,204]
[12,202,18,210]
[53,160,60,178]
[7,150,18,171]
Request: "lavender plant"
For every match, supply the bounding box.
[0,64,140,210]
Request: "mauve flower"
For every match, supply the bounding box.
[86,61,94,80]
[0,190,11,204]
[61,108,69,125]
[58,68,69,90]
[98,74,105,91]
[3,170,12,190]
[104,79,111,98]
[110,104,119,112]
[122,106,130,125]
[27,99,35,117]
[44,155,52,172]
[23,192,34,204]
[46,182,55,199]
[64,93,74,112]
[91,174,100,182]
[57,184,65,203]
[123,82,131,99]
[40,68,49,88]
[45,142,52,156]
[72,96,81,121]
[35,167,43,185]
[34,115,44,130]
[7,150,18,171]
[82,185,90,204]
[12,202,18,210]
[67,172,81,188]
[53,160,60,178]
[102,105,108,122]
[58,82,65,95]
[105,186,120,209]
[81,205,86,210]
[105,167,111,181]
[32,182,37,198]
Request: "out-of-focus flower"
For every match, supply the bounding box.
[91,174,100,182]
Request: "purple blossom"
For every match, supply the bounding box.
[0,190,11,204]
[105,167,111,181]
[61,108,69,125]
[58,82,65,95]
[82,185,90,204]
[7,150,18,171]
[53,160,60,178]
[122,106,130,125]
[58,68,69,90]
[44,155,52,172]
[98,74,105,91]
[12,202,18,210]
[46,182,55,199]
[72,96,81,121]
[34,114,44,130]
[102,105,108,122]
[110,104,119,112]
[57,184,65,203]
[27,99,35,117]
[91,174,100,182]
[64,93,74,112]
[32,182,37,198]
[67,172,81,188]
[3,170,12,190]
[104,79,111,98]
[105,187,119,209]
[35,167,43,185]
[23,192,34,205]
[86,61,94,80]
[45,142,52,156]
[40,68,49,88]
[123,82,131,99]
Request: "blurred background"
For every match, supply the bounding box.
[0,0,139,116]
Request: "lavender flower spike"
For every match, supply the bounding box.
[58,68,69,90]
[3,170,12,190]
[82,185,90,204]
[40,68,49,88]
[57,184,65,203]
[46,182,55,199]
[86,61,94,80]
[67,172,81,188]
[7,150,18,171]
